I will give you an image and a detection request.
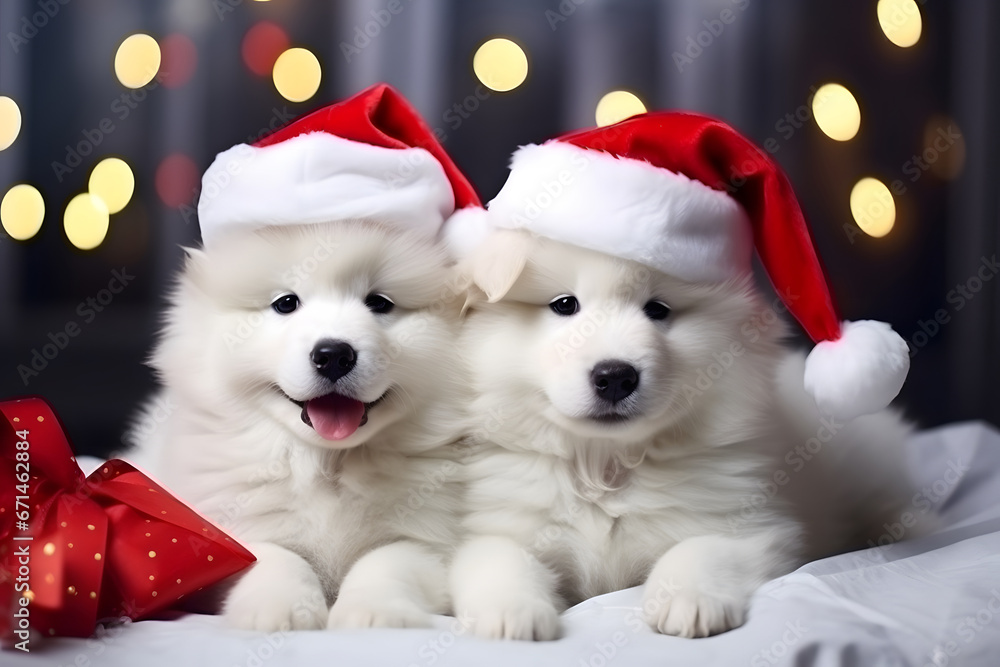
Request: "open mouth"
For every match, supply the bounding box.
[282,389,389,441]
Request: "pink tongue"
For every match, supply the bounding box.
[305,394,365,441]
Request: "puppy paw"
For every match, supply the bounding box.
[327,593,433,630]
[642,581,745,638]
[640,532,790,637]
[223,544,328,632]
[224,576,328,632]
[460,597,560,641]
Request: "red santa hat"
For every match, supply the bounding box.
[197,83,481,250]
[447,112,909,421]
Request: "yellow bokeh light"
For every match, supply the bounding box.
[473,38,528,92]
[850,177,895,238]
[1,184,44,241]
[89,158,135,214]
[877,0,922,48]
[0,96,21,151]
[595,90,647,128]
[115,33,162,89]
[811,83,861,142]
[64,193,110,250]
[272,48,321,103]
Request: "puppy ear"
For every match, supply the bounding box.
[460,230,531,305]
[178,246,211,291]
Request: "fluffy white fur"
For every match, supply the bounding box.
[124,221,467,632]
[483,142,753,283]
[450,230,919,640]
[198,133,454,251]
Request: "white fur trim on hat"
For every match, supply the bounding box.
[197,132,454,250]
[804,319,910,421]
[485,142,753,283]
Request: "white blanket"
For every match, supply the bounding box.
[9,422,1000,666]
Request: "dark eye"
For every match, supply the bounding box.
[549,295,579,316]
[365,293,395,314]
[643,300,671,321]
[271,293,299,314]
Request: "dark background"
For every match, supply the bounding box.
[1,0,997,457]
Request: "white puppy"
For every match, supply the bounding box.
[125,221,467,632]
[450,230,913,639]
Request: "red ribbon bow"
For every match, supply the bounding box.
[0,397,255,645]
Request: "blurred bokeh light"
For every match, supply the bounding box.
[877,0,922,48]
[242,22,289,77]
[114,33,162,89]
[850,177,896,238]
[158,33,197,89]
[0,96,20,151]
[63,193,110,250]
[1,184,44,241]
[155,153,200,209]
[473,38,528,92]
[812,83,862,141]
[89,158,135,214]
[595,90,647,127]
[272,47,321,102]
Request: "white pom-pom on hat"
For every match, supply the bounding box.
[441,206,493,260]
[805,320,910,421]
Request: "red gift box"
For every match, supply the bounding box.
[0,397,255,647]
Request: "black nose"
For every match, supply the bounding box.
[591,361,639,403]
[311,340,357,383]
